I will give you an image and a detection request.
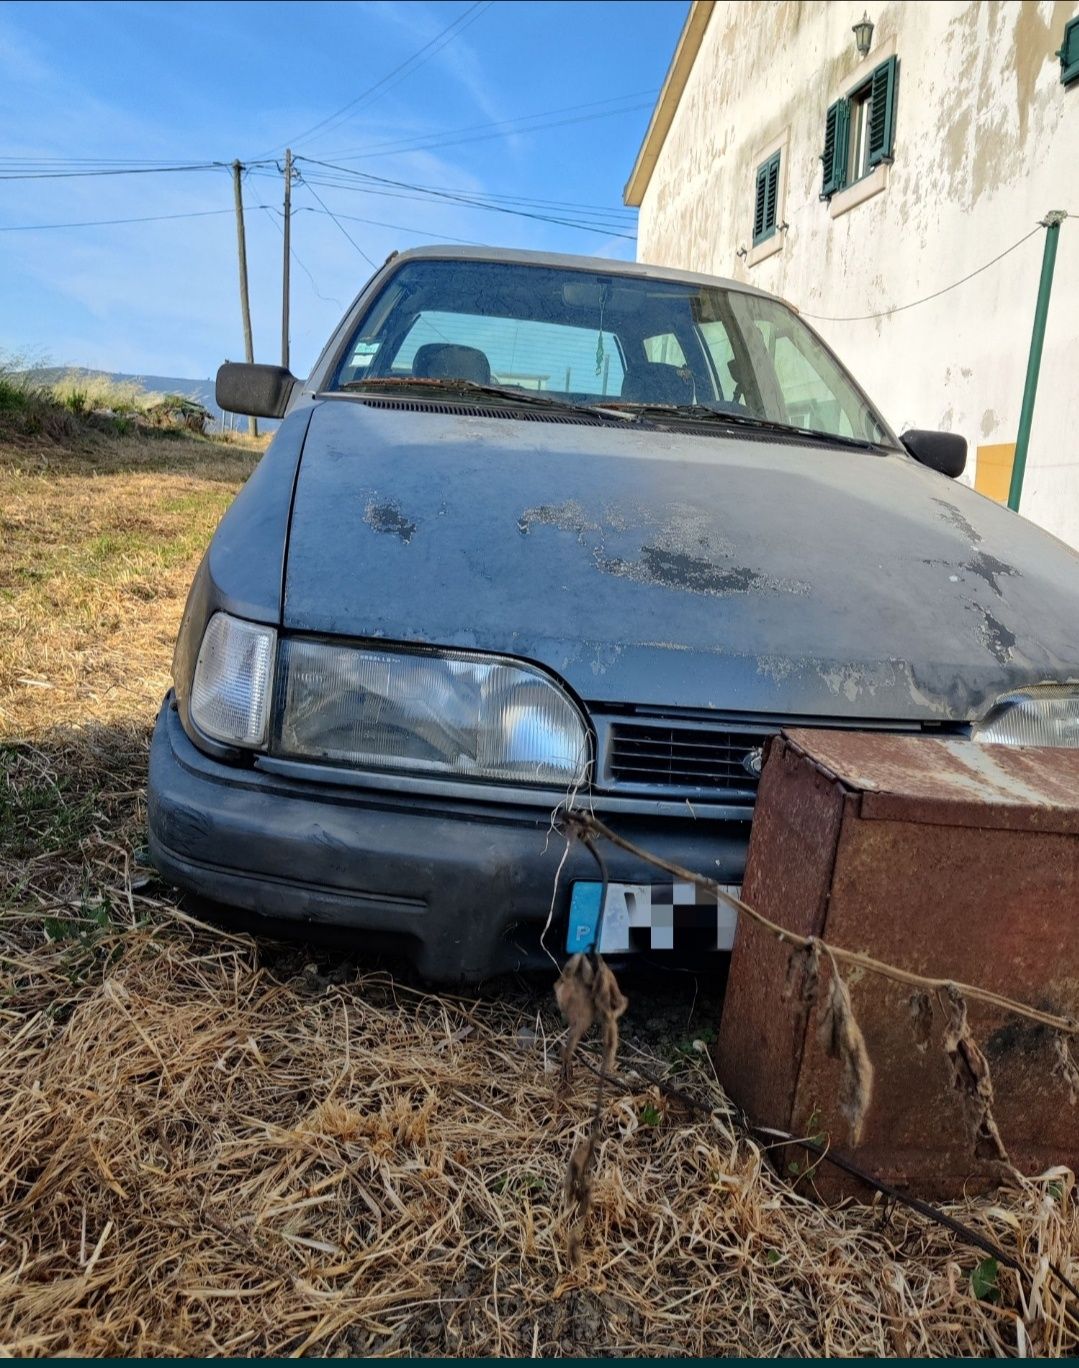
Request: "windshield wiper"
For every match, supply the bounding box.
[596,401,893,451]
[338,381,891,450]
[339,375,614,417]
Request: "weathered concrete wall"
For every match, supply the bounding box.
[636,0,1079,547]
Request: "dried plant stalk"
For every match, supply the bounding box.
[784,937,822,1039]
[1053,1032,1079,1106]
[817,959,875,1147]
[910,990,934,1053]
[555,952,627,1261]
[942,985,1010,1164]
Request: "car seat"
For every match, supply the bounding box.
[619,361,694,406]
[412,343,491,386]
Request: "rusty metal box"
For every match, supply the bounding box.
[715,728,1079,1198]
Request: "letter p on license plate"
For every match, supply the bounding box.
[565,881,739,955]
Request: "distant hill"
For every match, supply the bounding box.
[25,367,278,430]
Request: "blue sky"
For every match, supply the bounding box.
[0,0,686,379]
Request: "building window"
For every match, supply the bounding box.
[847,83,874,183]
[821,55,898,198]
[752,151,781,245]
[1059,16,1079,86]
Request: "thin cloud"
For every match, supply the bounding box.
[310,1,515,155]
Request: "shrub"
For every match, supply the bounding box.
[0,353,48,413]
[145,395,210,435]
[49,370,162,416]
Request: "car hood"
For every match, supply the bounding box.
[281,398,1079,721]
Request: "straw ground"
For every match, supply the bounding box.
[1,423,1078,1356]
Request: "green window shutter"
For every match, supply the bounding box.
[820,98,850,198]
[752,152,781,245]
[765,154,780,232]
[752,162,769,243]
[1059,16,1079,85]
[867,55,898,167]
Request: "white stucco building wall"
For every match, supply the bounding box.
[627,0,1079,547]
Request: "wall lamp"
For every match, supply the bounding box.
[852,11,874,58]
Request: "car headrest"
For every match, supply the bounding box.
[620,361,694,407]
[412,343,491,386]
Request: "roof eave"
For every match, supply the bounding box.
[623,0,715,209]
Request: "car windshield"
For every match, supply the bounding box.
[331,257,897,447]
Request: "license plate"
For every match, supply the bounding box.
[565,881,740,955]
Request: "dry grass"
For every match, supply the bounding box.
[2,800,1078,1356]
[46,369,166,415]
[2,427,1079,1356]
[0,432,260,735]
[0,361,226,448]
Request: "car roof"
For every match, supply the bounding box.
[384,244,785,306]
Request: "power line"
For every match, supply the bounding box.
[297,176,377,267]
[259,206,343,307]
[299,176,637,239]
[244,165,631,220]
[296,175,636,234]
[322,91,658,162]
[289,170,635,228]
[435,187,635,216]
[801,224,1045,322]
[297,160,637,240]
[0,161,238,181]
[0,206,256,232]
[259,1,491,157]
[351,98,654,161]
[297,205,484,246]
[0,178,627,245]
[0,155,218,167]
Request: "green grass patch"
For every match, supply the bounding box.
[0,743,100,861]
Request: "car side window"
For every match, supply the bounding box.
[697,319,757,411]
[754,320,855,437]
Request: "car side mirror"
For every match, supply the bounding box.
[216,362,297,419]
[900,428,967,478]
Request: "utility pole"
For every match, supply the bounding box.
[1008,210,1067,513]
[281,148,292,372]
[230,159,258,438]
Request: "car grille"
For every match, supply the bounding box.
[604,720,770,796]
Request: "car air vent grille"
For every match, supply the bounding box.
[353,395,608,426]
[606,721,771,795]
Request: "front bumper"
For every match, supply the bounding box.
[148,696,752,982]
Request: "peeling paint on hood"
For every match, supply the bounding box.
[519,498,809,598]
[282,400,1079,721]
[363,499,417,543]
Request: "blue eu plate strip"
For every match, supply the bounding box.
[565,883,603,954]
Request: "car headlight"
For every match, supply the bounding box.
[972,684,1079,747]
[275,638,589,786]
[190,612,276,747]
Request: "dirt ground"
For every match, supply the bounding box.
[2,425,1077,1356]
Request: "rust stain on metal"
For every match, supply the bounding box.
[782,727,1079,831]
[716,728,1079,1200]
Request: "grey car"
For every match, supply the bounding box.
[148,246,1079,982]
